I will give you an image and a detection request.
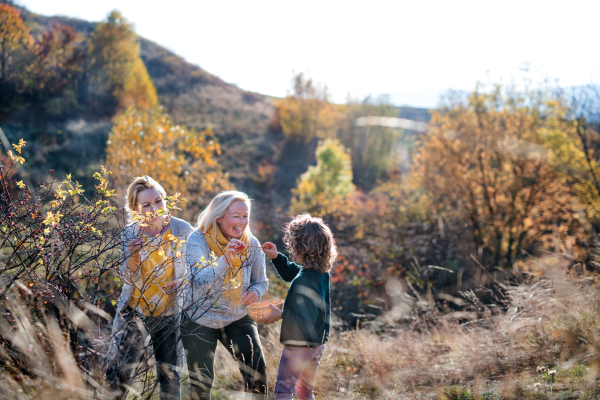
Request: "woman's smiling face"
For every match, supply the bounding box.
[136,188,167,223]
[217,200,249,239]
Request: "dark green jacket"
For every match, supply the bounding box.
[271,253,330,347]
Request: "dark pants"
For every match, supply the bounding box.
[181,315,267,400]
[107,308,180,400]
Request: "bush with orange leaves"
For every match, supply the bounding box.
[0,139,124,396]
[0,138,201,399]
[411,85,587,271]
[106,105,233,220]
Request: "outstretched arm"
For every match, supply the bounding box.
[270,252,302,283]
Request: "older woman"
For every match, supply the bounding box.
[107,176,193,400]
[181,191,269,400]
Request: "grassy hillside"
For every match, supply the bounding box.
[6,6,429,242]
[15,7,276,185]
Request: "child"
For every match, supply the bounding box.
[262,214,336,400]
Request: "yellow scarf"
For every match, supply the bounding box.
[129,228,175,316]
[203,224,250,306]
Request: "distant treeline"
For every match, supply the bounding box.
[1,6,156,123]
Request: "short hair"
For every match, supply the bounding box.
[125,176,167,223]
[196,191,252,242]
[283,214,337,273]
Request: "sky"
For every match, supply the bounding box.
[16,0,600,108]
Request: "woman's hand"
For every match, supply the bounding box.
[241,290,258,305]
[225,239,246,264]
[126,238,143,273]
[261,304,283,324]
[162,278,184,293]
[128,238,143,256]
[262,242,278,259]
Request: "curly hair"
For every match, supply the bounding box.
[283,214,337,274]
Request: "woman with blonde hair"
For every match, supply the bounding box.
[107,176,193,400]
[181,190,269,400]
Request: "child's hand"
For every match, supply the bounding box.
[262,242,278,259]
[261,304,283,324]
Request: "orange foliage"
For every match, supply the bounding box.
[105,106,232,218]
[276,73,340,141]
[0,4,33,115]
[30,24,86,110]
[411,87,586,268]
[88,11,157,110]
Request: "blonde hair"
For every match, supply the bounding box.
[283,214,337,274]
[196,191,252,242]
[125,176,167,223]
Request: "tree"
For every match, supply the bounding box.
[105,105,232,218]
[29,24,87,119]
[411,84,584,268]
[0,4,33,117]
[290,138,355,215]
[275,73,340,141]
[87,10,157,112]
[552,84,600,232]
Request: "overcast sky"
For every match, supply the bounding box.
[17,0,600,108]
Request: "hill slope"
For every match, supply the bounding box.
[17,7,277,188]
[8,6,430,240]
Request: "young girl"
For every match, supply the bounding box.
[262,214,336,400]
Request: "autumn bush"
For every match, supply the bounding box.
[275,72,340,142]
[0,140,123,398]
[411,85,588,270]
[289,138,355,216]
[105,105,233,220]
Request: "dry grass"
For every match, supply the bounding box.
[2,256,600,399]
[210,258,600,399]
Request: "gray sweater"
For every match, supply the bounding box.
[182,230,269,328]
